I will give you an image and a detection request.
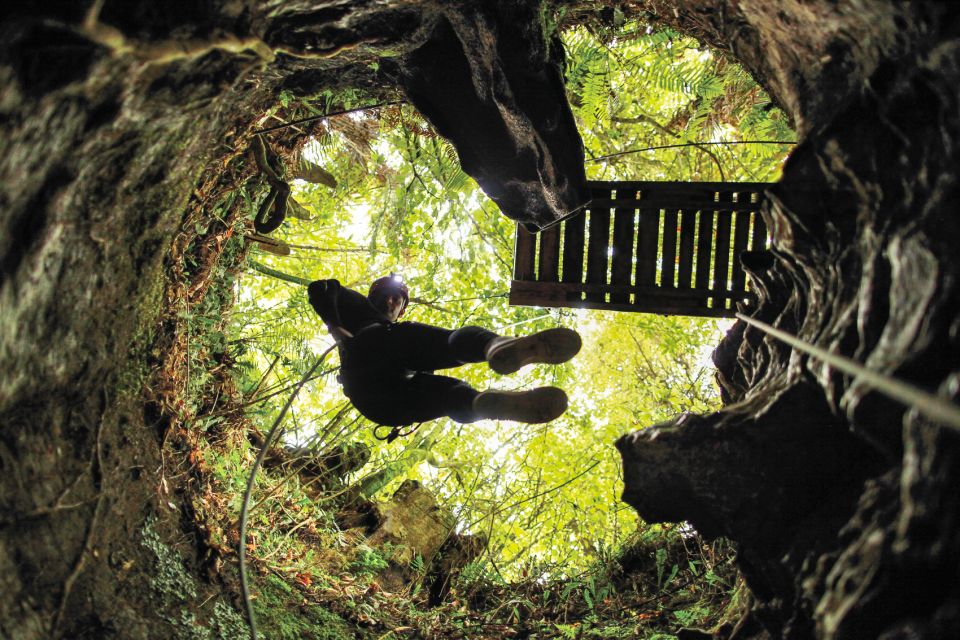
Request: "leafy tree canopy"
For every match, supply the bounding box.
[228,18,792,575]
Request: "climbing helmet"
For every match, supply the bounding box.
[368,273,409,317]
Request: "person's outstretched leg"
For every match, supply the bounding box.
[472,387,568,424]
[377,323,498,372]
[485,327,582,375]
[387,323,583,375]
[346,372,479,426]
[347,372,568,426]
[350,322,582,376]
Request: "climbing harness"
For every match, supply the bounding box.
[374,422,425,443]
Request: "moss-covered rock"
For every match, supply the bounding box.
[253,574,352,640]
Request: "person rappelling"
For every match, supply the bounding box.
[308,274,581,427]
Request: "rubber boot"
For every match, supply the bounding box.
[485,327,582,375]
[472,387,568,423]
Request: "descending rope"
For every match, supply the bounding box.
[254,100,406,135]
[735,313,960,433]
[588,139,797,164]
[239,345,337,640]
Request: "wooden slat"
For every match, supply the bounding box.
[514,225,536,281]
[677,210,696,290]
[660,210,679,288]
[537,224,561,282]
[712,192,734,310]
[510,280,753,302]
[561,212,585,305]
[634,208,659,287]
[585,206,611,303]
[694,210,714,292]
[570,281,752,300]
[588,180,771,191]
[510,280,568,306]
[750,211,769,251]
[730,210,752,293]
[586,181,768,210]
[562,213,586,282]
[610,202,635,304]
[509,281,744,318]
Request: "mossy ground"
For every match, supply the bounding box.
[253,574,353,640]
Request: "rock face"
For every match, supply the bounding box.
[0,2,584,636]
[618,2,960,638]
[397,2,589,228]
[345,480,484,596]
[2,0,958,638]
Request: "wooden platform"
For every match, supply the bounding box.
[509,181,772,318]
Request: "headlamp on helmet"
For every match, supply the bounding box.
[368,272,409,318]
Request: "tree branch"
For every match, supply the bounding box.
[248,260,311,286]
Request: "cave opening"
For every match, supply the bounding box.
[205,16,793,637]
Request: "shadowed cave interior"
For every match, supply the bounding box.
[2,2,959,639]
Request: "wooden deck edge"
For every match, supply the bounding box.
[508,281,741,318]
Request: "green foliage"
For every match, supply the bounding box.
[210,601,250,639]
[410,552,425,575]
[563,22,793,182]
[141,518,250,639]
[253,574,352,640]
[349,545,391,576]
[175,214,248,416]
[211,23,793,638]
[141,517,199,602]
[674,605,710,627]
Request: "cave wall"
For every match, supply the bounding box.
[0,36,260,640]
[619,2,960,638]
[0,1,584,636]
[0,3,428,637]
[3,0,959,638]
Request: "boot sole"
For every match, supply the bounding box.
[473,387,568,424]
[487,327,582,375]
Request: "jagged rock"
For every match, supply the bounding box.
[338,480,484,596]
[619,3,960,638]
[3,1,960,637]
[397,1,588,228]
[426,530,486,606]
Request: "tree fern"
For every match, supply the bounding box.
[579,64,611,129]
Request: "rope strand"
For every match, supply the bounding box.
[254,100,405,135]
[589,139,797,163]
[736,313,960,433]
[239,345,336,639]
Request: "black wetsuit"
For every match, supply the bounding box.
[308,280,497,426]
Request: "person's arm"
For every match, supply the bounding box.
[329,326,354,342]
[307,279,351,341]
